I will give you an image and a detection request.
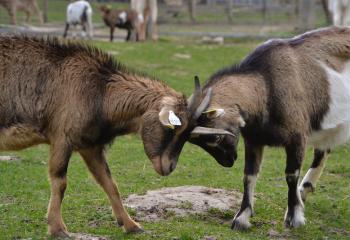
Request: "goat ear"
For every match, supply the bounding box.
[159,107,182,129]
[203,108,225,119]
[237,116,246,127]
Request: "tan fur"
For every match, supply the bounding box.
[0,0,43,25]
[0,36,200,236]
[0,125,47,150]
[195,26,350,230]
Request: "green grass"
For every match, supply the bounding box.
[0,40,349,240]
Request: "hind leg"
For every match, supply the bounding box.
[299,149,329,202]
[63,23,70,38]
[47,140,72,237]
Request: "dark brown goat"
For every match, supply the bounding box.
[100,5,142,42]
[190,27,350,230]
[0,36,231,237]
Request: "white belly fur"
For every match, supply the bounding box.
[309,61,350,150]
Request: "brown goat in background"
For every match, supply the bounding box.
[0,36,230,237]
[0,0,43,25]
[100,5,142,42]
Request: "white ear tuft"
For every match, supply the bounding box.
[238,116,246,127]
[203,108,225,119]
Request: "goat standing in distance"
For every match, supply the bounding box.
[63,0,93,39]
[100,5,143,42]
[0,0,43,25]
[189,27,350,230]
[131,0,158,41]
[0,36,231,237]
[329,0,350,26]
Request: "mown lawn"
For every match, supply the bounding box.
[0,39,349,240]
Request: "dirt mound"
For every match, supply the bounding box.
[0,156,20,161]
[124,185,242,222]
[69,233,108,240]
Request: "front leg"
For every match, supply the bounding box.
[284,134,306,228]
[232,140,263,230]
[79,147,142,233]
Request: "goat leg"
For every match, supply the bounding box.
[284,134,306,228]
[299,149,330,202]
[232,141,263,231]
[63,23,70,38]
[47,140,72,237]
[79,147,143,233]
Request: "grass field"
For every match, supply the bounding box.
[0,38,349,240]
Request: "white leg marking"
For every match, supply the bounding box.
[299,157,326,200]
[233,208,252,230]
[246,175,257,208]
[284,204,305,228]
[232,175,257,230]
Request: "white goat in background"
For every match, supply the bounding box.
[329,0,350,26]
[131,0,158,41]
[63,0,93,39]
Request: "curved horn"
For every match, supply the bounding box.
[193,87,212,120]
[188,76,202,112]
[190,126,235,137]
[194,75,200,91]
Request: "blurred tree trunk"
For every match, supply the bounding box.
[262,0,267,23]
[43,0,48,23]
[298,0,315,31]
[188,0,196,23]
[226,0,233,23]
[321,0,332,24]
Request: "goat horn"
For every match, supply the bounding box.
[194,75,200,91]
[193,87,212,120]
[190,126,235,137]
[188,76,202,112]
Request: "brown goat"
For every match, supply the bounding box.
[0,0,43,25]
[100,5,142,42]
[0,36,230,237]
[190,26,350,231]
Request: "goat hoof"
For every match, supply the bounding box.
[125,223,144,234]
[51,230,70,239]
[231,218,252,231]
[117,218,124,227]
[284,208,306,228]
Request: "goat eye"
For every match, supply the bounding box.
[215,135,223,144]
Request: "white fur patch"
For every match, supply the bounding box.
[138,13,144,23]
[246,175,257,206]
[233,208,252,229]
[119,11,127,23]
[284,204,306,228]
[309,61,350,149]
[300,161,326,188]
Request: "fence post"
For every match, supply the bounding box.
[43,0,48,23]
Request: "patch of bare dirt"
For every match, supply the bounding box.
[0,156,20,161]
[124,185,242,222]
[68,233,108,240]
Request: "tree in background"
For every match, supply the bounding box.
[321,0,332,24]
[298,0,315,31]
[188,0,196,23]
[226,0,233,23]
[43,0,48,23]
